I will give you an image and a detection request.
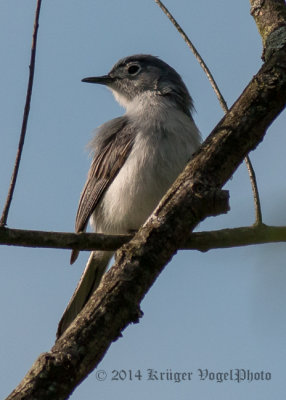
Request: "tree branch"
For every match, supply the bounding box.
[243,156,263,224]
[154,0,228,112]
[251,0,286,54]
[154,0,264,225]
[184,224,286,251]
[1,224,286,253]
[0,227,132,252]
[6,1,286,398]
[0,0,42,227]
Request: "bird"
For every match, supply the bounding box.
[56,54,201,338]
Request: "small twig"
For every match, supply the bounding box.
[244,155,263,224]
[154,0,228,113]
[154,0,263,225]
[0,0,42,227]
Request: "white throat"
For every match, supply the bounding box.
[110,88,177,117]
[109,88,130,109]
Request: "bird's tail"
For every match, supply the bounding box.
[56,250,113,339]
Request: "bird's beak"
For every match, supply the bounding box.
[81,75,114,85]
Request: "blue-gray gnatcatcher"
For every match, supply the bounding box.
[57,54,201,338]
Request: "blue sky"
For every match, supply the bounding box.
[0,1,286,399]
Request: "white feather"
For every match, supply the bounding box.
[91,91,201,234]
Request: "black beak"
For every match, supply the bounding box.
[81,75,114,85]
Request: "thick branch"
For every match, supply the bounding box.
[251,0,286,51]
[1,225,286,253]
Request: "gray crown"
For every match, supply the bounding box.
[82,54,193,115]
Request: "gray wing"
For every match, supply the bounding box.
[70,116,135,264]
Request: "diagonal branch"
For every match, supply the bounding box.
[0,0,42,227]
[154,0,228,112]
[154,0,264,225]
[6,0,286,395]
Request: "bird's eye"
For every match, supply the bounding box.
[127,65,140,75]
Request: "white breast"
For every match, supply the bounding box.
[91,92,201,234]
